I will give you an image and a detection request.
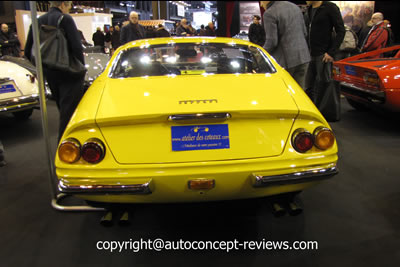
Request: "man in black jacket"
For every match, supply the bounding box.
[248,15,265,47]
[304,1,345,121]
[156,24,170,38]
[92,27,105,50]
[120,11,145,45]
[204,22,216,37]
[25,1,85,141]
[0,23,20,57]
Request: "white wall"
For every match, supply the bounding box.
[15,10,113,50]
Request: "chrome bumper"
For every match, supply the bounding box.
[0,94,40,113]
[340,82,385,103]
[58,180,152,195]
[252,166,338,188]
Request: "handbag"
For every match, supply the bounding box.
[315,62,341,122]
[33,15,86,75]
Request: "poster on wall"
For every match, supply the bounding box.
[177,5,185,17]
[332,1,375,33]
[239,2,260,33]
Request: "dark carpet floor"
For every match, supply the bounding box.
[0,99,399,267]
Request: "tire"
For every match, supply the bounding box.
[13,109,33,120]
[346,97,369,111]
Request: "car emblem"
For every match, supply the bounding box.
[179,99,218,104]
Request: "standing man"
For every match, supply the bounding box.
[120,11,145,45]
[260,1,311,90]
[111,25,121,52]
[156,24,170,38]
[204,22,216,36]
[176,19,193,36]
[0,23,20,57]
[361,12,389,56]
[199,25,206,36]
[92,27,105,50]
[176,19,194,36]
[304,1,345,121]
[248,15,265,47]
[104,26,112,53]
[25,1,85,141]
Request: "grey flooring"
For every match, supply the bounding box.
[0,99,399,267]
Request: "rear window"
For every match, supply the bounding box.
[110,42,276,78]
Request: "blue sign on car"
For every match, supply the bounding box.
[0,84,16,94]
[344,65,357,76]
[171,124,230,151]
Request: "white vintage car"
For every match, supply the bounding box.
[0,56,39,120]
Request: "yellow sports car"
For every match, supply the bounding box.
[56,37,338,205]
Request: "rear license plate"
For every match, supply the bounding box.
[344,65,357,76]
[0,84,17,94]
[171,124,230,151]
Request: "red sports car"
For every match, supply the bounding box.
[333,45,400,111]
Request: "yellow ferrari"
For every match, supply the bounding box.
[55,37,338,204]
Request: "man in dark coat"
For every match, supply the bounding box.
[92,27,105,48]
[120,11,145,45]
[176,19,193,36]
[156,24,170,38]
[0,24,20,57]
[204,22,216,36]
[111,25,121,50]
[304,1,345,121]
[248,15,265,47]
[25,1,85,141]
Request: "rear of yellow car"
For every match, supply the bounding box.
[55,38,338,203]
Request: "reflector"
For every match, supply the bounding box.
[188,179,215,190]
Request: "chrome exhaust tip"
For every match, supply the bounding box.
[100,211,113,227]
[118,211,130,226]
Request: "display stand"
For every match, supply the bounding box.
[30,1,104,212]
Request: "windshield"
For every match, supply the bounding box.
[111,42,275,78]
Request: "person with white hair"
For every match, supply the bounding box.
[120,11,145,44]
[361,12,389,57]
[204,22,216,36]
[176,18,193,36]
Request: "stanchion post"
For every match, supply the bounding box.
[29,1,104,211]
[29,1,57,199]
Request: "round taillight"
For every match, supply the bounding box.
[58,138,81,163]
[314,127,335,150]
[292,129,314,153]
[81,139,105,164]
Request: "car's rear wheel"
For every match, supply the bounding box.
[346,97,369,111]
[13,109,33,120]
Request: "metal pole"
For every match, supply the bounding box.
[29,1,57,199]
[158,1,161,19]
[29,1,104,212]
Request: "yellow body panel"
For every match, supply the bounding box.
[56,37,338,203]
